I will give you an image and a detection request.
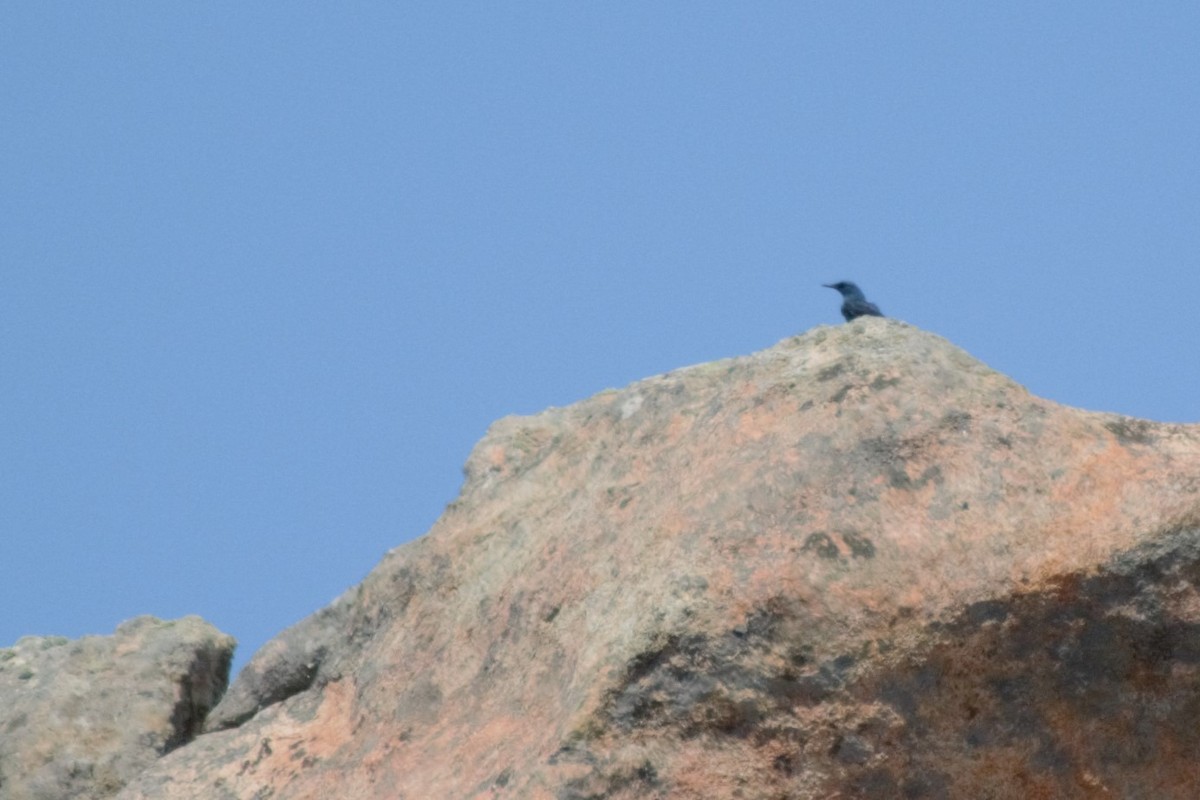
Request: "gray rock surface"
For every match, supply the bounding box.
[0,616,234,800]
[203,597,352,732]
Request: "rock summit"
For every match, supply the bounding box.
[111,319,1200,799]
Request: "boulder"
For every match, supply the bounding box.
[117,320,1200,799]
[0,615,234,800]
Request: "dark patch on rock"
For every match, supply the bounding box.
[843,530,876,558]
[165,643,234,753]
[963,599,1008,626]
[859,435,943,491]
[830,383,854,404]
[831,732,873,764]
[603,607,857,742]
[816,363,845,382]
[802,532,840,559]
[1106,417,1157,446]
[848,767,900,797]
[900,771,951,800]
[940,410,972,433]
[555,755,663,800]
[870,375,900,392]
[833,528,1200,798]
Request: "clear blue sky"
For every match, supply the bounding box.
[3,5,1197,674]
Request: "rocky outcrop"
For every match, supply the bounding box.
[116,320,1200,799]
[0,616,234,800]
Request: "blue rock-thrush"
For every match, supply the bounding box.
[823,281,883,322]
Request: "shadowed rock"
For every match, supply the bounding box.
[0,616,234,800]
[117,320,1200,799]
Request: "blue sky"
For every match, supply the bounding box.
[2,5,1197,674]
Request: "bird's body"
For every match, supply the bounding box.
[823,281,883,321]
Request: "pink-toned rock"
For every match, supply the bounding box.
[118,320,1200,799]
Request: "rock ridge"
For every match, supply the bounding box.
[115,319,1200,799]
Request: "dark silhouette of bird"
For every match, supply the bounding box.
[823,281,883,322]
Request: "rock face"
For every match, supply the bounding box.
[118,320,1200,799]
[0,616,234,800]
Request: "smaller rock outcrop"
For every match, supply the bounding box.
[0,615,234,800]
[204,597,353,732]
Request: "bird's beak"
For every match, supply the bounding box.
[821,283,835,289]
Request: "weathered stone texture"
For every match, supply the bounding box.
[116,320,1200,799]
[0,616,234,800]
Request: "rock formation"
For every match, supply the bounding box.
[106,319,1200,798]
[0,616,234,800]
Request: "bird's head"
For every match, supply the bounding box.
[822,281,865,300]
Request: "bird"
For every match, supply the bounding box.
[823,281,883,322]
